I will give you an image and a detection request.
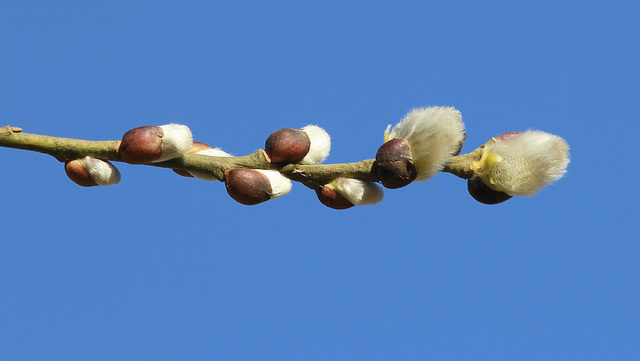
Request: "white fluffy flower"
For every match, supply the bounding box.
[385,106,465,181]
[299,125,331,164]
[333,178,384,206]
[153,123,193,162]
[473,130,570,196]
[81,156,121,186]
[254,169,293,199]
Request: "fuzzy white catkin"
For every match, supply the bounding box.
[189,148,232,181]
[334,178,384,206]
[388,106,465,181]
[154,124,193,162]
[254,169,293,199]
[81,156,121,186]
[482,130,570,196]
[299,125,331,165]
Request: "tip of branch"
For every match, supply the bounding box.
[1,126,23,135]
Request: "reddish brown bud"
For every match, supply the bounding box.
[65,159,98,187]
[225,169,272,205]
[118,126,164,164]
[467,176,512,205]
[374,138,417,189]
[265,128,311,163]
[315,185,355,210]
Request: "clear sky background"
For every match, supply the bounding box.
[1,1,638,360]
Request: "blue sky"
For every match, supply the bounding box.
[1,1,638,360]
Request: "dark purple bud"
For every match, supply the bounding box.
[118,126,164,164]
[374,138,417,189]
[315,185,354,210]
[225,169,272,205]
[467,176,512,205]
[265,128,311,163]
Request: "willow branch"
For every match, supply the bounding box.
[0,125,477,187]
[0,126,120,162]
[279,160,377,189]
[441,145,484,179]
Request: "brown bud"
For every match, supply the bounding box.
[265,128,311,163]
[467,176,512,205]
[118,126,164,164]
[374,138,417,189]
[224,169,272,205]
[65,159,98,187]
[315,185,354,210]
[173,141,214,177]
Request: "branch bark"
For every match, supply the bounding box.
[0,125,478,188]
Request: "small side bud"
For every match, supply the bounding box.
[316,178,384,209]
[333,178,384,206]
[374,138,417,189]
[173,142,232,180]
[118,124,193,164]
[187,141,217,154]
[173,141,213,178]
[225,169,292,205]
[65,159,97,187]
[467,176,512,205]
[265,128,311,163]
[65,156,120,187]
[316,185,354,209]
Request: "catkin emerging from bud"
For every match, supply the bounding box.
[265,128,311,163]
[385,106,465,182]
[118,124,193,164]
[374,138,417,189]
[225,169,292,205]
[473,130,570,196]
[467,176,512,205]
[299,125,331,164]
[264,125,331,165]
[65,156,120,187]
[333,178,384,206]
[316,178,384,209]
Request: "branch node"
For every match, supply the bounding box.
[1,126,23,136]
